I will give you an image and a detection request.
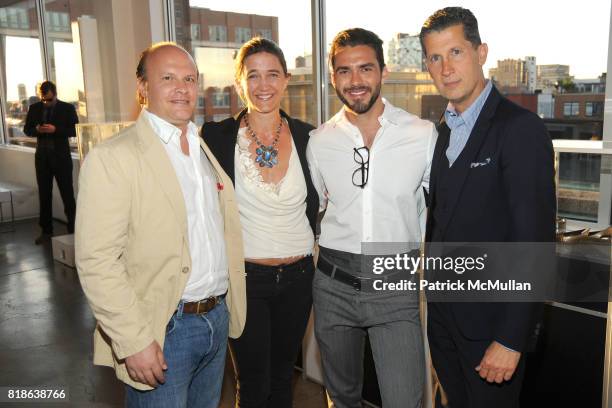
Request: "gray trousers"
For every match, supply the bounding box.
[313,248,424,408]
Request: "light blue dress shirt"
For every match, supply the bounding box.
[444,80,493,167]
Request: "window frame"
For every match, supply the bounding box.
[563,101,580,117]
[208,24,227,42]
[235,26,251,43]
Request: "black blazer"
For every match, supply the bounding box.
[426,86,556,351]
[202,109,319,236]
[23,99,79,150]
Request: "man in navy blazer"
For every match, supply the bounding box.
[420,7,555,407]
[24,80,78,243]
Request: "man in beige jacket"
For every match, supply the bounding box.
[75,43,246,407]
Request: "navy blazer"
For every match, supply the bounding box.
[202,109,319,236]
[425,86,556,351]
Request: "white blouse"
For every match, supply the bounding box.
[234,126,314,259]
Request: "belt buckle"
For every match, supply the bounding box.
[352,279,361,291]
[196,298,209,314]
[197,296,218,314]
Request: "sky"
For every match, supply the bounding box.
[5,1,610,102]
[190,0,611,78]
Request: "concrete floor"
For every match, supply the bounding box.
[0,219,327,408]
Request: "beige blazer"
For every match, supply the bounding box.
[75,113,246,391]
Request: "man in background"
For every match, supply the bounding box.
[24,80,78,244]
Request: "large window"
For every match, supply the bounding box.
[0,1,43,149]
[0,0,162,153]
[0,1,87,151]
[324,2,440,120]
[321,0,610,226]
[0,0,609,228]
[177,1,313,126]
[44,1,86,150]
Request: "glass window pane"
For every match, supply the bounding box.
[0,1,42,149]
[44,2,86,153]
[1,1,164,151]
[49,2,157,121]
[558,153,601,222]
[176,1,314,126]
[322,1,608,126]
[255,28,272,41]
[208,25,227,42]
[324,2,441,120]
[191,23,200,40]
[235,27,251,43]
[323,1,610,226]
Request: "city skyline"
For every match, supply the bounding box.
[190,0,611,79]
[3,1,610,103]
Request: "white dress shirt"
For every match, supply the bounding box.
[306,99,437,255]
[143,109,228,301]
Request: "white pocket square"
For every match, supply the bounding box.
[470,157,491,168]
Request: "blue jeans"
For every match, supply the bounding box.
[125,298,229,408]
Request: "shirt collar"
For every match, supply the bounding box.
[142,108,199,145]
[333,97,400,128]
[444,80,492,131]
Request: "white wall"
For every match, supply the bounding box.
[0,147,79,223]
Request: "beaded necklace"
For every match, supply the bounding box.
[245,114,283,168]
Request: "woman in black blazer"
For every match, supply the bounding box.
[202,37,318,408]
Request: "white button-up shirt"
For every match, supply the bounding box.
[306,99,437,254]
[143,109,228,301]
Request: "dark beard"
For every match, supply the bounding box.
[335,83,381,114]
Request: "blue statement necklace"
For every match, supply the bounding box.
[245,114,282,168]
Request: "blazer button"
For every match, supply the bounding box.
[182,267,190,274]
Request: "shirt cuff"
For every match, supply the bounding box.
[498,342,518,353]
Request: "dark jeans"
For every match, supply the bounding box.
[35,146,75,234]
[229,255,314,408]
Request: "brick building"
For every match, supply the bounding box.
[554,93,605,120]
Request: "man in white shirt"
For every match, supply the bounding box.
[75,43,246,407]
[307,28,437,408]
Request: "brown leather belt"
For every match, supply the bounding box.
[181,294,224,315]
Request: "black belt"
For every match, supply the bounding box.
[317,256,371,291]
[317,255,414,292]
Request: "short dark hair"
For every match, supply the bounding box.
[136,42,194,81]
[419,7,482,55]
[234,37,288,83]
[329,28,385,70]
[38,81,56,96]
